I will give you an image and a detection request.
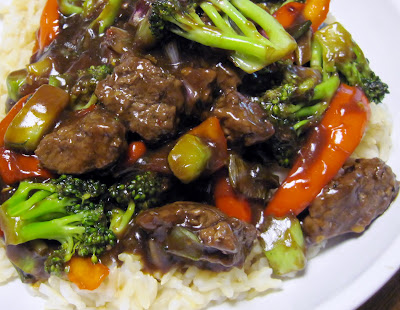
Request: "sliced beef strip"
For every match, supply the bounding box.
[209,90,275,146]
[35,108,127,174]
[303,158,399,244]
[134,201,257,272]
[95,55,185,141]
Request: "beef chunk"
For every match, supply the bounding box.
[135,201,257,271]
[95,55,185,141]
[215,63,241,92]
[303,158,399,244]
[210,90,275,146]
[35,108,127,174]
[180,67,216,115]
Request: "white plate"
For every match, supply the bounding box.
[0,0,400,309]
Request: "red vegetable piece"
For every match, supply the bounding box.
[265,84,370,217]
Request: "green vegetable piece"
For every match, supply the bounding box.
[168,134,212,183]
[108,171,170,237]
[89,0,123,34]
[149,0,297,73]
[6,69,27,102]
[0,175,115,275]
[26,57,53,77]
[59,0,83,15]
[109,202,136,238]
[260,214,306,275]
[166,226,203,261]
[312,22,388,103]
[4,84,70,152]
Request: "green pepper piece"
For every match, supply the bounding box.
[168,134,212,183]
[26,57,54,77]
[166,226,203,261]
[4,84,70,152]
[6,69,28,102]
[58,0,83,15]
[89,0,123,34]
[260,214,306,275]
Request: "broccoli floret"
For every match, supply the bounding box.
[49,65,113,111]
[258,62,340,135]
[108,172,170,237]
[0,175,116,275]
[261,64,321,105]
[149,0,297,73]
[69,65,113,110]
[311,22,389,103]
[267,134,299,168]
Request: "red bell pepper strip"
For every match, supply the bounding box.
[273,2,305,29]
[33,0,60,53]
[265,84,370,217]
[0,95,52,185]
[274,0,331,33]
[214,174,252,223]
[303,0,331,32]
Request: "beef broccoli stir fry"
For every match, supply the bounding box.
[0,0,398,287]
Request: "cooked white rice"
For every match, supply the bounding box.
[36,243,281,310]
[0,1,393,309]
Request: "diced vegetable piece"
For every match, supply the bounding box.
[166,226,203,260]
[214,175,252,223]
[303,0,331,32]
[168,134,212,183]
[67,256,109,290]
[189,116,228,172]
[0,95,52,184]
[6,69,28,102]
[273,2,305,29]
[126,141,147,165]
[260,214,306,275]
[4,85,69,152]
[26,57,54,77]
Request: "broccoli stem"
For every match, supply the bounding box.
[19,195,73,221]
[231,0,296,51]
[17,213,86,244]
[110,201,136,237]
[200,1,270,72]
[4,182,56,216]
[170,20,270,60]
[89,0,123,34]
[59,0,84,15]
[312,75,340,102]
[208,0,269,45]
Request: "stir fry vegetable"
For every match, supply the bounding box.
[4,85,69,152]
[150,0,297,72]
[0,95,52,184]
[261,214,306,275]
[265,84,370,217]
[33,0,60,53]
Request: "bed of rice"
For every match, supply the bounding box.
[0,1,393,309]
